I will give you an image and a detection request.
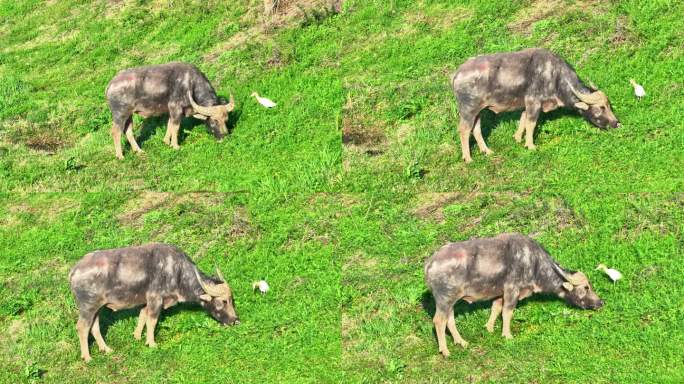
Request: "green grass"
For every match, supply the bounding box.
[1,0,683,382]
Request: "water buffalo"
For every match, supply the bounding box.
[105,62,234,159]
[424,233,603,357]
[451,48,620,162]
[69,243,239,362]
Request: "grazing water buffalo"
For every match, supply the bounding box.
[424,233,603,357]
[451,48,620,162]
[69,243,239,362]
[105,62,234,159]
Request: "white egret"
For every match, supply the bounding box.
[596,264,622,283]
[252,280,270,294]
[251,92,277,108]
[629,79,646,100]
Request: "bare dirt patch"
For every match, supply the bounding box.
[5,319,26,343]
[615,194,683,241]
[205,0,342,60]
[1,197,80,228]
[508,0,564,35]
[412,192,464,224]
[548,198,584,231]
[117,191,173,226]
[412,192,578,235]
[266,0,342,17]
[2,119,73,153]
[401,4,473,35]
[342,251,379,273]
[508,0,610,35]
[117,192,236,226]
[610,15,641,47]
[117,192,259,252]
[341,93,388,155]
[342,115,386,147]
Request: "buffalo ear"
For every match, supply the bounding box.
[199,294,213,302]
[562,282,574,291]
[574,102,589,110]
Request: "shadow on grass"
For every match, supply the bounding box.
[419,290,565,343]
[96,302,207,342]
[420,290,564,319]
[132,105,242,149]
[473,107,580,149]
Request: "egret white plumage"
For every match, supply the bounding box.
[596,264,622,283]
[252,280,270,294]
[251,92,277,108]
[629,79,646,100]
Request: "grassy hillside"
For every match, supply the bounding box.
[0,192,341,382]
[0,0,342,193]
[1,0,683,383]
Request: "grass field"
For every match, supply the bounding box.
[1,0,683,383]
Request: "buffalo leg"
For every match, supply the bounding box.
[458,117,474,163]
[123,116,143,153]
[433,296,458,357]
[485,297,503,333]
[163,125,172,146]
[446,309,468,348]
[523,104,541,150]
[501,289,519,339]
[111,123,124,160]
[433,309,450,357]
[76,311,96,362]
[91,314,113,353]
[133,306,147,340]
[514,112,526,144]
[145,297,162,347]
[472,116,492,155]
[166,118,181,150]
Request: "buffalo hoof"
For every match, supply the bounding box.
[525,144,536,151]
[457,339,469,348]
[82,355,92,363]
[463,157,473,164]
[513,134,523,143]
[440,349,451,358]
[485,323,495,333]
[146,341,157,348]
[502,333,513,340]
[100,346,113,354]
[483,148,493,156]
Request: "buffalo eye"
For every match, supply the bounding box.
[576,287,587,298]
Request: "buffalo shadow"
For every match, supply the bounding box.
[472,107,580,148]
[420,289,565,342]
[94,302,208,343]
[131,103,242,149]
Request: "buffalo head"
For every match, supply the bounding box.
[553,264,604,310]
[194,267,240,326]
[568,81,620,129]
[188,92,235,139]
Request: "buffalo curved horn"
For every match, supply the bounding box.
[566,80,606,105]
[187,91,226,118]
[552,262,585,286]
[215,266,226,283]
[226,93,235,113]
[194,267,226,297]
[214,267,233,296]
